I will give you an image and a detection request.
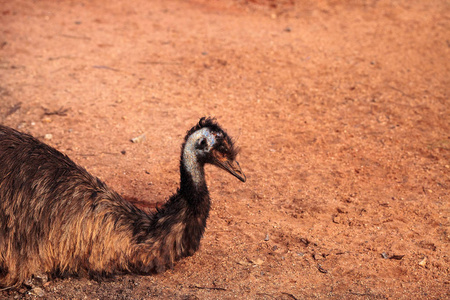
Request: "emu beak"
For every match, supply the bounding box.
[213,156,246,182]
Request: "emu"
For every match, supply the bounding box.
[0,117,245,288]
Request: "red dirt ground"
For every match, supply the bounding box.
[0,0,449,299]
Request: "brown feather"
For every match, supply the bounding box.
[0,118,244,287]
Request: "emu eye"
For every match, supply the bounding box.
[197,138,207,149]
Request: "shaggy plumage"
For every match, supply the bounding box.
[0,117,245,287]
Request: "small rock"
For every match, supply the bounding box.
[313,253,324,260]
[318,265,328,274]
[34,272,48,286]
[332,214,342,224]
[389,254,405,260]
[29,287,45,297]
[42,117,52,123]
[237,260,249,266]
[419,257,427,267]
[300,238,310,246]
[44,133,53,140]
[381,252,404,260]
[131,133,146,143]
[251,258,264,266]
[264,234,270,241]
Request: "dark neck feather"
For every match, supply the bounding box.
[133,139,211,269]
[180,155,206,195]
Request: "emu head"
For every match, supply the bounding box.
[184,117,246,182]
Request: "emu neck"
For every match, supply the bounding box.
[181,131,207,191]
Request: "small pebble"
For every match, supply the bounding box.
[264,234,270,241]
[44,133,53,140]
[131,133,146,143]
[318,265,328,274]
[419,257,427,267]
[29,287,45,297]
[313,253,324,260]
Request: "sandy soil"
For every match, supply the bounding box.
[0,0,449,299]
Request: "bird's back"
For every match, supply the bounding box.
[0,125,126,286]
[0,125,106,215]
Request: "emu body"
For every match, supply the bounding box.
[0,118,245,287]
